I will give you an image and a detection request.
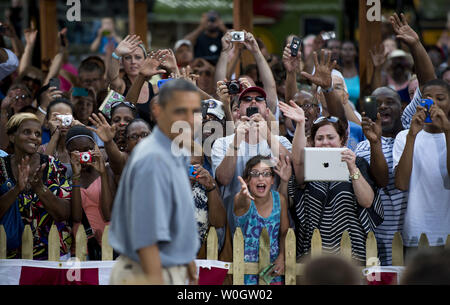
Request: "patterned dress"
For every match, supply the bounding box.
[234,190,283,285]
[0,154,72,260]
[192,181,209,246]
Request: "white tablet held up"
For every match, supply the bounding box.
[304,147,350,181]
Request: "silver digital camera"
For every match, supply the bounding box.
[56,114,73,127]
[230,31,245,42]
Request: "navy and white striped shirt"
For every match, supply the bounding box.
[355,137,408,266]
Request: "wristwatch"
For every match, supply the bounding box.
[350,170,360,180]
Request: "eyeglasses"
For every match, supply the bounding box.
[127,132,149,140]
[241,96,265,103]
[313,116,339,125]
[14,94,30,100]
[249,170,273,178]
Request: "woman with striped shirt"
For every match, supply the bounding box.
[280,101,383,264]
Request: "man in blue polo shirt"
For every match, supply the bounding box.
[109,79,201,284]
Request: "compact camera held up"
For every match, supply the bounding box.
[230,31,245,42]
[56,114,73,127]
[79,152,92,164]
[226,80,241,95]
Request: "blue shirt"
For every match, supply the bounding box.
[109,126,199,266]
[347,121,365,151]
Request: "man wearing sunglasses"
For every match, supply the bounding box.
[211,86,292,235]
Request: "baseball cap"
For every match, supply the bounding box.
[174,39,192,52]
[238,86,267,102]
[203,99,225,121]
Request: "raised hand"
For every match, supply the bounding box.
[341,148,358,173]
[23,28,38,45]
[70,150,82,176]
[430,104,450,133]
[216,79,230,104]
[191,164,215,190]
[282,44,301,73]
[361,112,382,144]
[17,156,31,191]
[139,56,166,79]
[242,31,260,54]
[389,13,420,46]
[237,176,254,201]
[369,44,387,68]
[408,105,426,137]
[300,50,336,89]
[279,100,305,124]
[87,113,117,143]
[179,65,199,85]
[30,163,47,191]
[88,144,106,174]
[114,34,142,57]
[274,155,292,183]
[153,49,178,73]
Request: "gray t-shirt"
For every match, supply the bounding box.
[109,127,199,266]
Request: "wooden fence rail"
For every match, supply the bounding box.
[1,224,450,285]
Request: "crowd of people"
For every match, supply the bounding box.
[0,8,450,285]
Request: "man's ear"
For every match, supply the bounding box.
[8,134,15,145]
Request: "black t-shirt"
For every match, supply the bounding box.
[194,31,223,65]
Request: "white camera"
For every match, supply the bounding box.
[56,114,73,127]
[230,31,245,42]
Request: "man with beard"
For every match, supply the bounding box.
[355,87,407,266]
[184,10,227,65]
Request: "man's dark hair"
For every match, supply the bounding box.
[158,78,198,108]
[79,56,105,75]
[422,78,450,96]
[401,248,450,285]
[303,255,360,285]
[372,86,402,106]
[125,118,151,136]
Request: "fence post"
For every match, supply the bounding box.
[22,225,33,259]
[311,228,322,258]
[284,228,296,285]
[233,227,244,285]
[446,235,450,250]
[206,227,218,261]
[0,225,6,259]
[48,224,60,261]
[102,225,113,261]
[75,224,87,261]
[340,230,352,261]
[258,228,270,285]
[392,232,404,266]
[366,231,378,267]
[418,233,429,250]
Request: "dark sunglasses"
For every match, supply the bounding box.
[313,116,339,125]
[241,96,265,103]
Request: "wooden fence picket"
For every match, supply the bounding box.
[75,224,87,261]
[311,228,322,258]
[392,232,404,266]
[0,225,6,259]
[101,225,113,261]
[445,235,450,250]
[232,227,244,285]
[366,231,378,266]
[258,228,270,285]
[340,230,352,261]
[284,228,296,285]
[418,233,429,249]
[21,225,33,259]
[206,227,218,260]
[48,225,60,261]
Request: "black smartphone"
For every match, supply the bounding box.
[362,96,378,121]
[49,77,60,89]
[246,106,259,118]
[290,37,301,57]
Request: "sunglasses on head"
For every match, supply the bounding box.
[313,116,339,125]
[111,101,136,110]
[241,96,265,103]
